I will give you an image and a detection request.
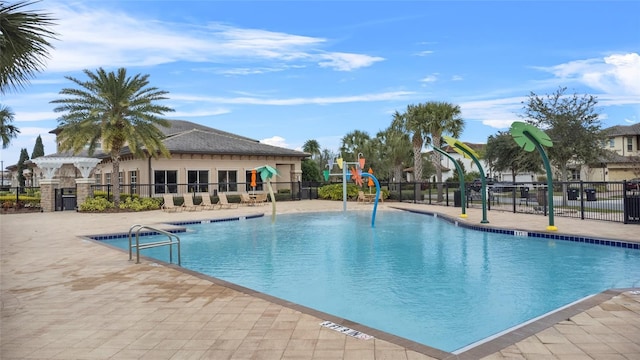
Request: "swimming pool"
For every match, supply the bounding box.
[102,210,640,352]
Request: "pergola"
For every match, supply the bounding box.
[32,157,101,179]
[31,157,102,212]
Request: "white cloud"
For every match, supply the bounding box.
[214,67,288,76]
[260,136,290,148]
[603,53,640,95]
[170,91,414,106]
[14,111,58,123]
[535,52,640,101]
[460,97,527,129]
[44,2,383,73]
[415,50,434,56]
[317,52,384,71]
[171,108,231,118]
[420,74,438,83]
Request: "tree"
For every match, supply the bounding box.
[302,139,322,181]
[51,68,174,208]
[31,134,44,158]
[16,148,29,186]
[0,1,57,94]
[521,87,605,183]
[318,148,337,173]
[302,139,321,159]
[1,105,20,148]
[485,131,541,182]
[392,109,424,183]
[301,159,321,182]
[446,159,467,183]
[375,125,412,183]
[422,102,464,199]
[393,101,464,201]
[339,130,371,161]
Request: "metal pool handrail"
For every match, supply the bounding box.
[128,224,181,266]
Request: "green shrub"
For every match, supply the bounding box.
[25,188,40,197]
[79,197,114,212]
[0,194,40,208]
[318,183,360,200]
[119,197,161,211]
[80,196,161,212]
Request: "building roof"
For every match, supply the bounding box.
[603,123,640,136]
[160,119,257,142]
[162,128,307,157]
[44,119,309,160]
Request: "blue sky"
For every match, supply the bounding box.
[2,0,639,166]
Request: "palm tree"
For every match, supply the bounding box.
[51,68,174,208]
[0,1,57,94]
[375,125,412,183]
[302,139,321,159]
[302,139,322,179]
[423,101,464,201]
[340,130,370,161]
[0,105,20,148]
[392,106,429,183]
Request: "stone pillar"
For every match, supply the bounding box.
[39,179,59,213]
[75,178,95,209]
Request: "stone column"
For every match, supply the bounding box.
[75,178,95,209]
[39,179,59,212]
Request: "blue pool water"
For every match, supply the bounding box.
[103,211,640,352]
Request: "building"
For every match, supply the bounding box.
[583,123,640,181]
[13,120,309,211]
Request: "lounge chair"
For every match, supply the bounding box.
[240,193,255,206]
[197,193,217,210]
[254,193,268,206]
[217,193,238,209]
[181,193,202,211]
[161,194,182,212]
[357,191,367,203]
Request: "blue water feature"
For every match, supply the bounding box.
[101,211,640,352]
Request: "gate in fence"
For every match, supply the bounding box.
[55,188,77,211]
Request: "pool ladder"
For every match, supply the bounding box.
[128,224,181,266]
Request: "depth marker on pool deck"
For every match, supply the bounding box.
[320,321,373,340]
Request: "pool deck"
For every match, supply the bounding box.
[1,200,639,360]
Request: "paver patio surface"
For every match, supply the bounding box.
[1,200,639,359]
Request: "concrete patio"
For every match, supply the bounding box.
[1,200,639,359]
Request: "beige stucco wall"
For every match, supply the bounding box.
[606,135,639,157]
[92,153,302,196]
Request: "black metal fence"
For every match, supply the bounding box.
[299,180,640,225]
[0,186,42,209]
[4,180,639,225]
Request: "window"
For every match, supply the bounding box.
[627,137,633,151]
[105,173,111,186]
[609,138,615,148]
[94,173,101,184]
[129,171,138,194]
[571,169,580,180]
[188,170,209,193]
[218,170,237,192]
[154,170,178,194]
[245,170,264,192]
